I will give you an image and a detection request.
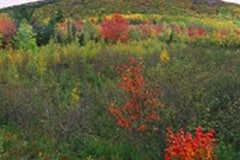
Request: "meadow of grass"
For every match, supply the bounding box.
[0,0,240,159]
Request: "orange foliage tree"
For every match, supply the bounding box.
[165,126,217,160]
[108,57,162,133]
[0,14,17,48]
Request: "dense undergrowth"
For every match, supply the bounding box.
[0,40,239,159]
[0,0,240,159]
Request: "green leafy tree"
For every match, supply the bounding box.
[14,19,37,51]
[32,18,55,46]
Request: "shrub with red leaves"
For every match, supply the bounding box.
[0,17,17,48]
[73,20,84,32]
[165,126,217,160]
[101,13,129,43]
[108,57,161,133]
[138,22,162,38]
[187,25,206,38]
[172,25,206,39]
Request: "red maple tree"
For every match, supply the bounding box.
[108,57,161,133]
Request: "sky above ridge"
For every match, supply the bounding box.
[0,0,240,10]
[0,0,42,9]
[222,0,240,4]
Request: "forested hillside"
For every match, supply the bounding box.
[0,0,239,159]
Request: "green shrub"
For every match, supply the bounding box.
[216,143,240,160]
[81,20,97,44]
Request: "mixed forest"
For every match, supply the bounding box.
[0,0,240,159]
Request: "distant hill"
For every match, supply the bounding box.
[0,0,239,23]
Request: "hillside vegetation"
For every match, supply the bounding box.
[0,0,239,159]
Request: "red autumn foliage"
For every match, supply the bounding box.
[57,22,68,30]
[138,22,162,38]
[165,126,217,160]
[235,29,240,35]
[101,13,129,43]
[57,20,83,33]
[74,20,84,32]
[108,57,161,132]
[172,25,182,34]
[216,30,228,37]
[187,26,206,38]
[0,17,17,47]
[173,25,206,39]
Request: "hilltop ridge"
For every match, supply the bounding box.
[0,0,239,21]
